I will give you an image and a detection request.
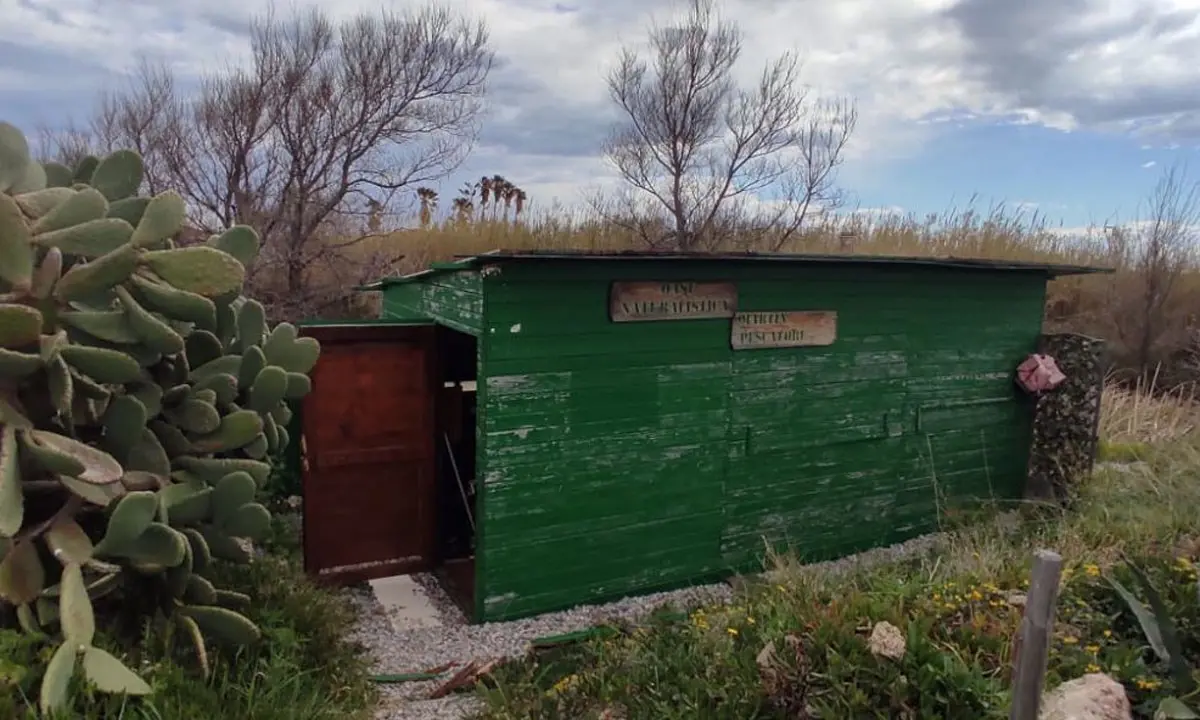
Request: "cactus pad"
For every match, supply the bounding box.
[208,225,261,268]
[39,641,77,715]
[182,604,262,645]
[23,430,123,485]
[45,518,94,565]
[35,217,136,258]
[88,149,144,202]
[0,303,43,349]
[60,562,96,645]
[140,246,246,298]
[0,426,21,536]
[31,187,108,234]
[60,345,144,384]
[0,540,44,604]
[0,121,32,193]
[0,194,34,290]
[82,646,152,695]
[130,190,186,247]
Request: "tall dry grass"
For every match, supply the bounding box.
[1100,373,1200,445]
[336,202,1200,383]
[365,203,1106,273]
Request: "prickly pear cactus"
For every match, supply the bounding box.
[0,121,320,714]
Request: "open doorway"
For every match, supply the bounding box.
[434,326,478,615]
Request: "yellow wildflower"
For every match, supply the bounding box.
[1086,663,1100,673]
[1062,636,1078,645]
[550,674,578,694]
[727,627,738,636]
[1084,564,1100,577]
[1085,645,1100,654]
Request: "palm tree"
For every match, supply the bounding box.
[366,198,384,233]
[479,176,493,214]
[488,174,508,221]
[499,181,516,221]
[515,189,527,220]
[452,198,473,225]
[416,187,439,228]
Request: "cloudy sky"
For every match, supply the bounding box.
[2,0,1199,229]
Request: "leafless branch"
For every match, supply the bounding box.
[53,2,493,321]
[1132,163,1199,372]
[598,0,856,251]
[1100,161,1199,378]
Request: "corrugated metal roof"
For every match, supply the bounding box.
[357,248,1112,290]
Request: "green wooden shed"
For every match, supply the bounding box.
[297,250,1105,623]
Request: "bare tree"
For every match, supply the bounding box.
[43,3,492,320]
[1099,162,1199,380]
[34,119,95,171]
[598,0,856,252]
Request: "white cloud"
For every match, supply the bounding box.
[848,205,908,219]
[2,0,1199,213]
[1144,160,1159,168]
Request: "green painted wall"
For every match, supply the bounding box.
[382,270,484,335]
[470,259,1048,622]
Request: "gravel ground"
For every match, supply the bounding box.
[347,526,973,720]
[347,574,734,720]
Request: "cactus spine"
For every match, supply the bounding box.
[0,120,320,713]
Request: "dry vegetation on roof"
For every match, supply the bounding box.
[348,185,1200,387]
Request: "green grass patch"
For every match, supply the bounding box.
[474,436,1200,720]
[1097,438,1153,463]
[0,514,375,719]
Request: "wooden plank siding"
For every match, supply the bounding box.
[466,260,1048,622]
[381,270,484,335]
[720,275,1044,571]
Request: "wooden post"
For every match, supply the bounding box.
[1010,549,1064,720]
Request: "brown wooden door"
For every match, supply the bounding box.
[299,323,437,585]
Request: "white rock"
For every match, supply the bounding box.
[1040,673,1132,720]
[867,621,906,660]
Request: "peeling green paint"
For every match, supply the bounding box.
[398,259,1048,622]
[382,270,483,334]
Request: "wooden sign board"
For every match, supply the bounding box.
[731,311,837,349]
[610,281,737,322]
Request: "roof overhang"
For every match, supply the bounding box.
[357,248,1114,291]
